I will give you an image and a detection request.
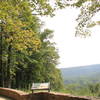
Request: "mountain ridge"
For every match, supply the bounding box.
[60,64,100,84]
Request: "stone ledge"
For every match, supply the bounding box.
[0,88,91,100]
[28,92,91,100]
[0,88,28,100]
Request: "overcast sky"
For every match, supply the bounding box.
[40,7,100,68]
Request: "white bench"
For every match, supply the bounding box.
[31,82,50,93]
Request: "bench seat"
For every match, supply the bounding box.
[31,82,50,93]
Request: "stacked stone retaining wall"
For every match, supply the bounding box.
[0,88,28,100]
[0,88,91,100]
[29,92,91,100]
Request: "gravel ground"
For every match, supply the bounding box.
[0,96,12,100]
[91,98,100,100]
[85,97,100,100]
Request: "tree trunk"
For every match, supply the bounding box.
[7,44,12,88]
[0,34,4,87]
[15,71,20,89]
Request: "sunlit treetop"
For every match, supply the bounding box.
[0,0,41,54]
[0,0,99,38]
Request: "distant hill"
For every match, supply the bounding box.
[60,64,100,84]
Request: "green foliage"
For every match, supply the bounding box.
[74,0,100,37]
[59,82,100,97]
[29,0,68,16]
[0,0,41,52]
[0,0,63,90]
[23,29,64,90]
[1,0,99,92]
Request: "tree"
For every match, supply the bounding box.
[18,29,64,90]
[74,0,100,36]
[39,29,63,90]
[2,0,98,90]
[0,0,40,87]
[29,0,100,36]
[0,0,64,90]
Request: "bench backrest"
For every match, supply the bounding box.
[31,82,50,90]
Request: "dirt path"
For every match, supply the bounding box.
[0,96,12,100]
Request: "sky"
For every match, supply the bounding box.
[40,7,100,68]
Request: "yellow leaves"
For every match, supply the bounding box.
[13,43,27,51]
[38,0,46,5]
[0,0,41,54]
[32,39,41,51]
[10,29,41,52]
[33,39,40,45]
[87,21,100,28]
[87,22,96,28]
[3,18,41,53]
[0,2,14,19]
[96,21,100,25]
[6,36,13,42]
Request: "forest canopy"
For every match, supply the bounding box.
[0,0,63,90]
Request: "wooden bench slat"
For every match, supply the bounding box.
[31,82,50,93]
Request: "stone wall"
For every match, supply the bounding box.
[0,88,28,100]
[29,92,91,100]
[0,88,91,100]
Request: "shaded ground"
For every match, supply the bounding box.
[0,96,13,100]
[86,96,100,100]
[91,97,100,100]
